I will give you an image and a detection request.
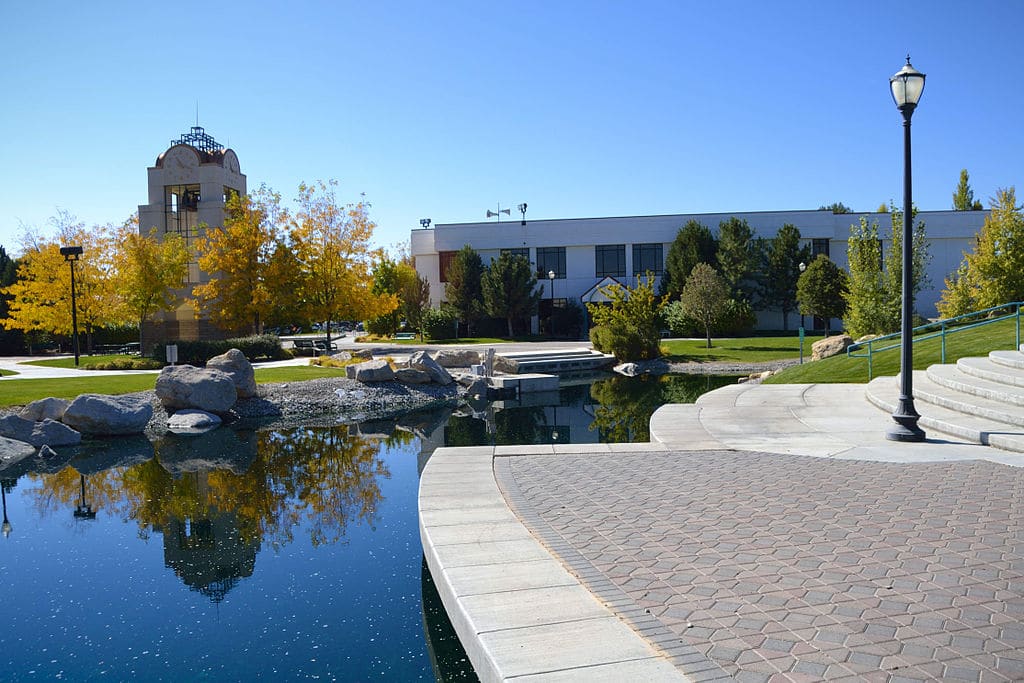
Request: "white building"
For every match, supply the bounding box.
[138,127,246,347]
[411,209,987,333]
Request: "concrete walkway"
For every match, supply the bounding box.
[420,382,1024,681]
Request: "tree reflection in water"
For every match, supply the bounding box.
[29,424,393,597]
[589,373,737,442]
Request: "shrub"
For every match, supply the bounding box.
[589,324,653,361]
[713,298,757,336]
[150,334,287,366]
[422,307,458,340]
[663,300,699,337]
[90,358,163,370]
[586,274,665,361]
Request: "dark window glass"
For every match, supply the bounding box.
[439,251,456,283]
[812,239,830,258]
[536,247,566,279]
[595,244,625,278]
[632,243,664,276]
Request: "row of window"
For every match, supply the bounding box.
[438,239,831,283]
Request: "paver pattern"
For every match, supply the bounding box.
[495,449,1024,682]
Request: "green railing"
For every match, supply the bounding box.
[847,302,1023,380]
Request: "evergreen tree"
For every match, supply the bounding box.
[481,252,541,337]
[952,168,984,211]
[797,255,848,336]
[661,220,716,299]
[760,224,810,331]
[716,217,758,302]
[819,202,853,214]
[0,245,24,354]
[444,245,484,336]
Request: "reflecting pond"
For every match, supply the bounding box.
[0,373,736,681]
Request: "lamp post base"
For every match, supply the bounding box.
[886,398,926,442]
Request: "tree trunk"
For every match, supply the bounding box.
[705,326,712,349]
[507,317,514,338]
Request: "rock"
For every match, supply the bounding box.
[408,351,454,385]
[62,394,154,435]
[0,436,35,469]
[431,349,480,368]
[493,355,518,374]
[0,415,78,447]
[394,368,432,384]
[351,348,375,359]
[614,362,640,377]
[20,397,70,422]
[811,334,854,361]
[155,365,238,414]
[167,409,223,433]
[330,351,352,362]
[346,359,395,382]
[206,348,257,398]
[464,377,489,399]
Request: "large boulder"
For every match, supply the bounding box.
[409,351,454,385]
[0,415,82,448]
[812,334,854,361]
[206,348,257,398]
[155,365,238,414]
[431,349,480,368]
[394,368,432,384]
[0,436,35,469]
[20,397,70,422]
[62,394,154,435]
[345,359,396,382]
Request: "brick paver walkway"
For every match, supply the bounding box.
[495,450,1024,682]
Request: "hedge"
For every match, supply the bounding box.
[150,334,288,366]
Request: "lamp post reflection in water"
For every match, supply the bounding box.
[1,479,13,537]
[73,474,96,520]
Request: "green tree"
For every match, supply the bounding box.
[760,224,811,330]
[444,245,484,336]
[958,187,1024,309]
[819,202,853,214]
[797,255,848,336]
[399,267,431,338]
[882,204,931,330]
[481,252,541,337]
[679,262,729,348]
[716,217,759,302]
[661,220,717,299]
[843,216,888,338]
[0,245,23,354]
[587,273,665,361]
[936,260,977,318]
[367,258,404,336]
[952,168,984,211]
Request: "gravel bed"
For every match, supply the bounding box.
[665,358,802,376]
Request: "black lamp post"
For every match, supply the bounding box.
[548,270,556,338]
[60,245,83,367]
[886,56,927,442]
[798,261,807,364]
[518,202,528,226]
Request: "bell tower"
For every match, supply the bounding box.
[138,127,246,349]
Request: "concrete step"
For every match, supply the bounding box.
[915,369,1024,425]
[495,348,617,375]
[866,375,1024,452]
[989,349,1024,370]
[497,348,605,361]
[958,356,1024,388]
[931,363,1024,404]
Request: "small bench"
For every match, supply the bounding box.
[395,332,416,340]
[293,339,316,356]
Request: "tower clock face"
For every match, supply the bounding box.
[224,150,239,173]
[165,146,198,170]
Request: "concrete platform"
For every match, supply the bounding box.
[420,381,1024,681]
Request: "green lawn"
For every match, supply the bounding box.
[661,334,825,363]
[24,354,148,369]
[765,318,1020,384]
[0,364,350,407]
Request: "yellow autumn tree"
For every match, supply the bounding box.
[1,211,124,353]
[193,186,297,335]
[289,180,397,343]
[112,216,191,348]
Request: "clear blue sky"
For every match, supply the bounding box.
[1,1,1021,257]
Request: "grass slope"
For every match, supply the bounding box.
[661,334,825,363]
[766,318,1020,384]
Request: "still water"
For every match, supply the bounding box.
[0,374,735,681]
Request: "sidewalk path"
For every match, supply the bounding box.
[421,382,1024,682]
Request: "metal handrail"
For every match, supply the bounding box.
[846,302,1023,380]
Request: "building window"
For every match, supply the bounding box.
[595,244,625,278]
[632,243,664,276]
[812,238,830,258]
[439,251,456,283]
[501,247,530,261]
[536,247,565,279]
